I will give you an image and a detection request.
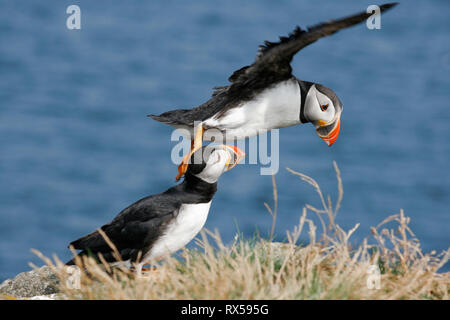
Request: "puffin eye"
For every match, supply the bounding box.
[320,104,329,111]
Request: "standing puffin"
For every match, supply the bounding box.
[149,3,397,180]
[67,145,245,273]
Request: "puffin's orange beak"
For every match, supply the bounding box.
[176,144,245,181]
[176,156,190,181]
[223,145,245,170]
[317,118,341,147]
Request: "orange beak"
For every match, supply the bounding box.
[176,155,191,181]
[223,145,246,170]
[318,118,341,147]
[176,144,245,181]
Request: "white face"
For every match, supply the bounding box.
[194,149,231,184]
[303,84,337,126]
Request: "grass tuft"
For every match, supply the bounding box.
[33,163,449,299]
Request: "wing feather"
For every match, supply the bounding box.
[230,3,398,83]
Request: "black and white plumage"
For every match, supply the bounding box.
[149,3,397,148]
[66,145,245,272]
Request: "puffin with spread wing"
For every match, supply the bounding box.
[149,3,397,180]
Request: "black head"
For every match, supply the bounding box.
[184,145,245,184]
[300,80,343,146]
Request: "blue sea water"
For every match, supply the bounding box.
[0,1,449,281]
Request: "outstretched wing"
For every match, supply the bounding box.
[148,3,397,126]
[228,3,398,84]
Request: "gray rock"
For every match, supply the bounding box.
[0,267,59,298]
[27,293,59,300]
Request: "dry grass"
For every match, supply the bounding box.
[33,162,449,299]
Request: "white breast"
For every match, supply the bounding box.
[143,201,212,262]
[203,78,301,141]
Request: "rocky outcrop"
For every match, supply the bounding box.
[0,267,59,299]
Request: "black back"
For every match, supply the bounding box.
[67,173,217,265]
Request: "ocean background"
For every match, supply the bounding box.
[0,0,449,281]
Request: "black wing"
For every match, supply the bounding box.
[148,3,397,125]
[67,191,181,263]
[229,3,398,84]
